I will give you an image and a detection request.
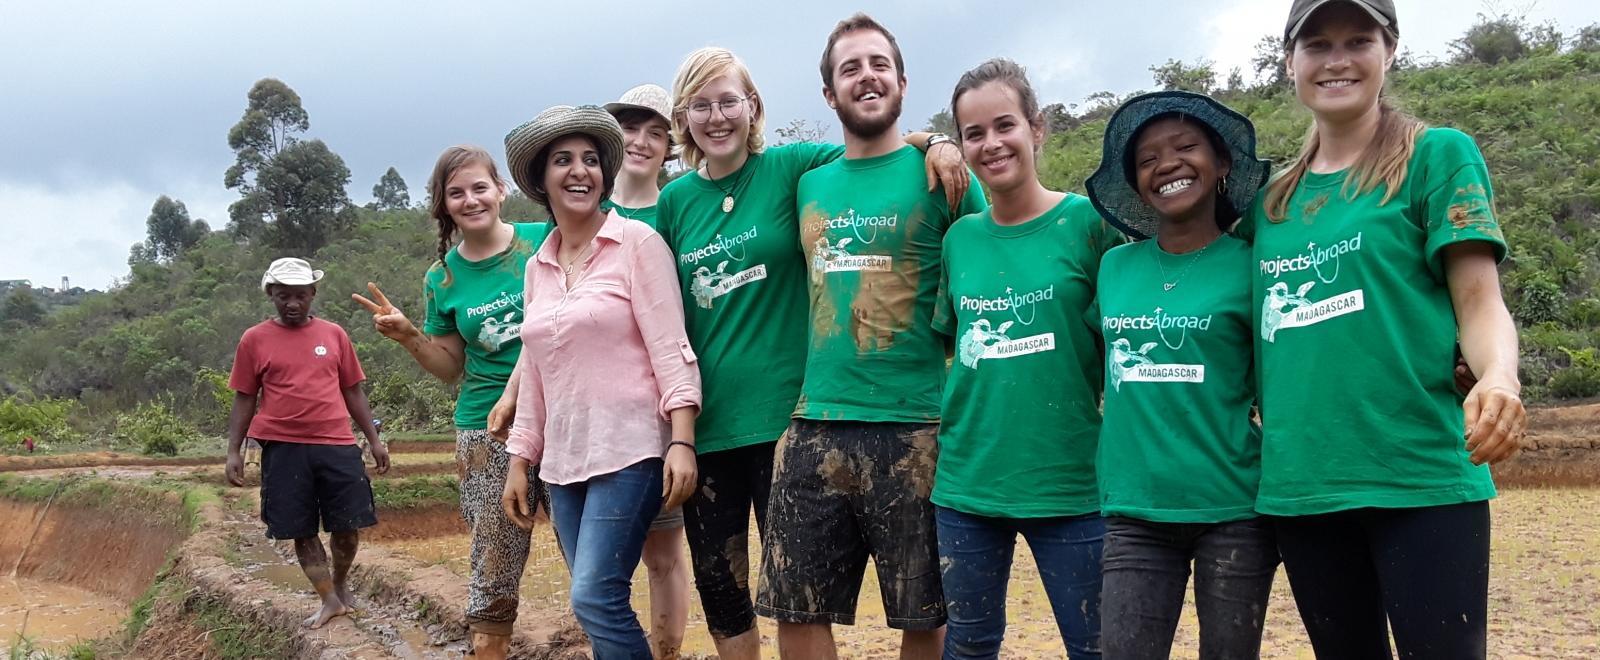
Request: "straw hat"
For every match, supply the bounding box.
[1086,91,1271,240]
[260,257,323,292]
[504,105,624,206]
[604,83,672,125]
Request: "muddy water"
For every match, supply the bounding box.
[0,577,125,651]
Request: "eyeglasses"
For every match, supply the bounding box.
[684,96,750,124]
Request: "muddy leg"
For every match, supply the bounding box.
[642,526,690,660]
[329,530,360,610]
[294,536,353,629]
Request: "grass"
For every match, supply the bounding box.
[383,431,454,443]
[371,474,459,510]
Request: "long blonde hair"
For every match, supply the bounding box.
[670,47,766,170]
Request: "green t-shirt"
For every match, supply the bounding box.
[1245,127,1507,516]
[1095,235,1261,523]
[932,193,1122,518]
[795,146,987,422]
[601,199,660,230]
[422,221,552,429]
[655,142,846,453]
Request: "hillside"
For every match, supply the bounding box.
[2,47,1598,447]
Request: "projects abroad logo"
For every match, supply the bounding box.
[1106,338,1204,392]
[803,209,899,245]
[682,227,766,309]
[1260,281,1364,342]
[1259,232,1364,283]
[1102,306,1212,350]
[957,285,1054,326]
[679,227,757,267]
[810,236,892,280]
[956,319,1055,369]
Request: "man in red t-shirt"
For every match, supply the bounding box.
[226,257,391,630]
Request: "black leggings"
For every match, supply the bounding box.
[1274,501,1490,660]
[682,440,775,639]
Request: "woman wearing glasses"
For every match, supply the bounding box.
[652,46,967,659]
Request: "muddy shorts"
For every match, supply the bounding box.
[258,439,377,540]
[755,420,944,629]
[650,505,685,531]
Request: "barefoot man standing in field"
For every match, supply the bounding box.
[225,257,391,629]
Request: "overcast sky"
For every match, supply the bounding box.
[2,0,1594,289]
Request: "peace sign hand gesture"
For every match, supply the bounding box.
[352,282,419,343]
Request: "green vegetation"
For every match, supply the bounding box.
[372,474,459,510]
[0,14,1596,447]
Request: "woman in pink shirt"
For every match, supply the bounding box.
[500,105,701,660]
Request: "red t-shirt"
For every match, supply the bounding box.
[229,318,365,445]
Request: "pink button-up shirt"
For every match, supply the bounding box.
[507,212,702,485]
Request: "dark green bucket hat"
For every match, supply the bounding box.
[1085,91,1271,241]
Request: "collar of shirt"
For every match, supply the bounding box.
[534,209,627,268]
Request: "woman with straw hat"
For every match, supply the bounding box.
[498,105,702,659]
[1085,90,1277,659]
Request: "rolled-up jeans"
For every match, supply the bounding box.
[547,458,663,660]
[1100,516,1278,660]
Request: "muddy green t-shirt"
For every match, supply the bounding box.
[1245,127,1507,516]
[422,221,552,429]
[932,194,1121,518]
[655,142,845,454]
[795,146,987,422]
[601,199,659,230]
[1096,235,1261,523]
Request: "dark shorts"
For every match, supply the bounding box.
[259,439,378,540]
[755,419,944,629]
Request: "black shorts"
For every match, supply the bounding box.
[259,440,378,540]
[755,420,944,629]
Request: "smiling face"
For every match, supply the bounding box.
[267,284,316,326]
[1287,2,1394,126]
[541,134,604,220]
[618,111,670,178]
[684,74,757,166]
[443,162,505,233]
[956,81,1044,196]
[1132,116,1231,226]
[823,29,905,139]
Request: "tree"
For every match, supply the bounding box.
[144,196,208,261]
[1250,34,1288,89]
[1225,67,1246,93]
[773,118,830,146]
[923,108,955,135]
[370,167,411,211]
[0,290,45,330]
[1575,24,1600,53]
[224,78,310,240]
[1151,58,1216,94]
[1451,13,1528,64]
[257,140,353,254]
[1041,103,1079,135]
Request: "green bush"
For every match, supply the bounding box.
[0,395,77,448]
[1549,347,1600,399]
[115,401,201,456]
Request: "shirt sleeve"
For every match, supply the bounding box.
[421,267,456,337]
[778,142,847,178]
[227,332,259,395]
[955,170,989,218]
[505,264,547,464]
[630,231,703,418]
[1418,129,1507,281]
[336,325,365,388]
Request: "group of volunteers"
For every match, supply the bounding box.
[222,0,1529,658]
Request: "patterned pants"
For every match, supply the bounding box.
[456,429,544,635]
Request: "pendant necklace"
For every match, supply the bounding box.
[705,160,751,213]
[1151,239,1214,292]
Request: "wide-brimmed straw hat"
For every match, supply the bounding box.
[260,257,324,292]
[1085,91,1271,240]
[504,105,624,206]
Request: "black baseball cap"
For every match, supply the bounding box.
[1284,0,1398,43]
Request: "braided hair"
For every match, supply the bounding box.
[426,145,507,285]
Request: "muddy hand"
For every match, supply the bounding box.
[225,451,245,487]
[1464,378,1526,466]
[351,282,417,343]
[487,396,515,442]
[662,444,698,509]
[925,140,969,210]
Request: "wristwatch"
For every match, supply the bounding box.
[926,133,955,150]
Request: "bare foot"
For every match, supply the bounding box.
[303,600,353,629]
[336,584,361,611]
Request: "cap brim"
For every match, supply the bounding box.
[1287,0,1391,42]
[603,102,669,123]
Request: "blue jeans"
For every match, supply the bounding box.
[1100,516,1278,659]
[546,458,663,660]
[936,506,1105,659]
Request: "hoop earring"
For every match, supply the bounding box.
[1217,178,1229,195]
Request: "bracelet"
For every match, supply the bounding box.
[667,440,696,453]
[926,133,954,150]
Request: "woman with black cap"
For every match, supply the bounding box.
[1085,91,1276,660]
[498,105,702,659]
[1244,0,1525,656]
